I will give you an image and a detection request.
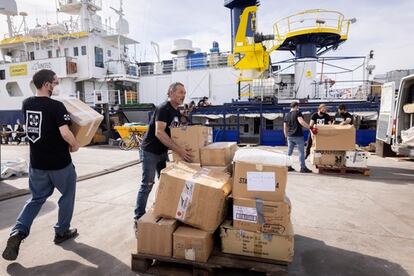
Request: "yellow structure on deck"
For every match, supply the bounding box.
[232,7,353,81]
[0,32,89,46]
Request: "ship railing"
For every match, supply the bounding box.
[137,51,232,76]
[273,9,351,43]
[90,90,121,106]
[105,60,139,77]
[274,80,371,100]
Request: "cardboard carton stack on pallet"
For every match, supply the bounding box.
[310,125,369,169]
[221,147,294,262]
[136,126,294,264]
[137,126,237,262]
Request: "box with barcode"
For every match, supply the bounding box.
[233,197,291,234]
[233,161,287,201]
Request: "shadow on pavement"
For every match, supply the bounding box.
[7,240,134,276]
[290,235,410,276]
[0,189,56,231]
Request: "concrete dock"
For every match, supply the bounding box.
[0,144,413,275]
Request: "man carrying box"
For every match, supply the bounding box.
[3,69,80,261]
[283,101,312,173]
[134,82,193,226]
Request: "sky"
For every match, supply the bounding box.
[1,0,413,77]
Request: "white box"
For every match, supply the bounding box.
[345,151,368,168]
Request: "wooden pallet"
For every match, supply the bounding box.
[316,165,370,176]
[131,250,288,276]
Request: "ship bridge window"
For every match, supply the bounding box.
[107,49,111,57]
[74,47,79,56]
[81,46,87,55]
[95,47,104,68]
[64,48,69,57]
[6,82,23,97]
[48,50,52,58]
[56,49,61,57]
[0,70,5,80]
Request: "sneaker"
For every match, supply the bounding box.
[2,231,25,261]
[288,166,295,172]
[54,228,78,244]
[300,167,312,173]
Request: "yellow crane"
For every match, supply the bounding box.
[227,1,354,97]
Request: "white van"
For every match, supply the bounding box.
[376,74,414,158]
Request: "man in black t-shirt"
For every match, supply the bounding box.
[334,104,353,125]
[305,104,331,158]
[283,101,312,173]
[3,70,80,261]
[134,82,192,224]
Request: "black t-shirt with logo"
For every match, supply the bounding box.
[310,112,331,125]
[22,96,72,170]
[334,112,353,125]
[284,110,304,137]
[142,101,181,155]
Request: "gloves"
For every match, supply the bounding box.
[310,127,318,135]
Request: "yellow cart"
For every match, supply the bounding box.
[114,124,148,150]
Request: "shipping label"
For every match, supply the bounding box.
[246,172,276,191]
[234,205,257,222]
[175,180,195,221]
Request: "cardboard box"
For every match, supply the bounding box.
[173,226,213,262]
[60,98,104,146]
[233,161,287,202]
[167,161,232,175]
[171,125,212,163]
[345,151,368,168]
[312,125,356,151]
[233,197,291,234]
[203,164,233,175]
[200,142,238,166]
[310,149,345,167]
[153,162,231,233]
[220,220,294,262]
[137,211,178,257]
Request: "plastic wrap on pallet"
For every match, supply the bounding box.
[234,147,293,167]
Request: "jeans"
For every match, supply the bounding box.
[134,150,168,220]
[287,136,306,170]
[12,163,77,237]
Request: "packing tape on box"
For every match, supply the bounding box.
[175,168,209,221]
[255,199,265,225]
[255,164,263,171]
[65,99,102,137]
[262,232,273,242]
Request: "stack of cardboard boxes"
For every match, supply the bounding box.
[310,125,369,168]
[137,126,237,262]
[136,126,295,263]
[220,147,294,263]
